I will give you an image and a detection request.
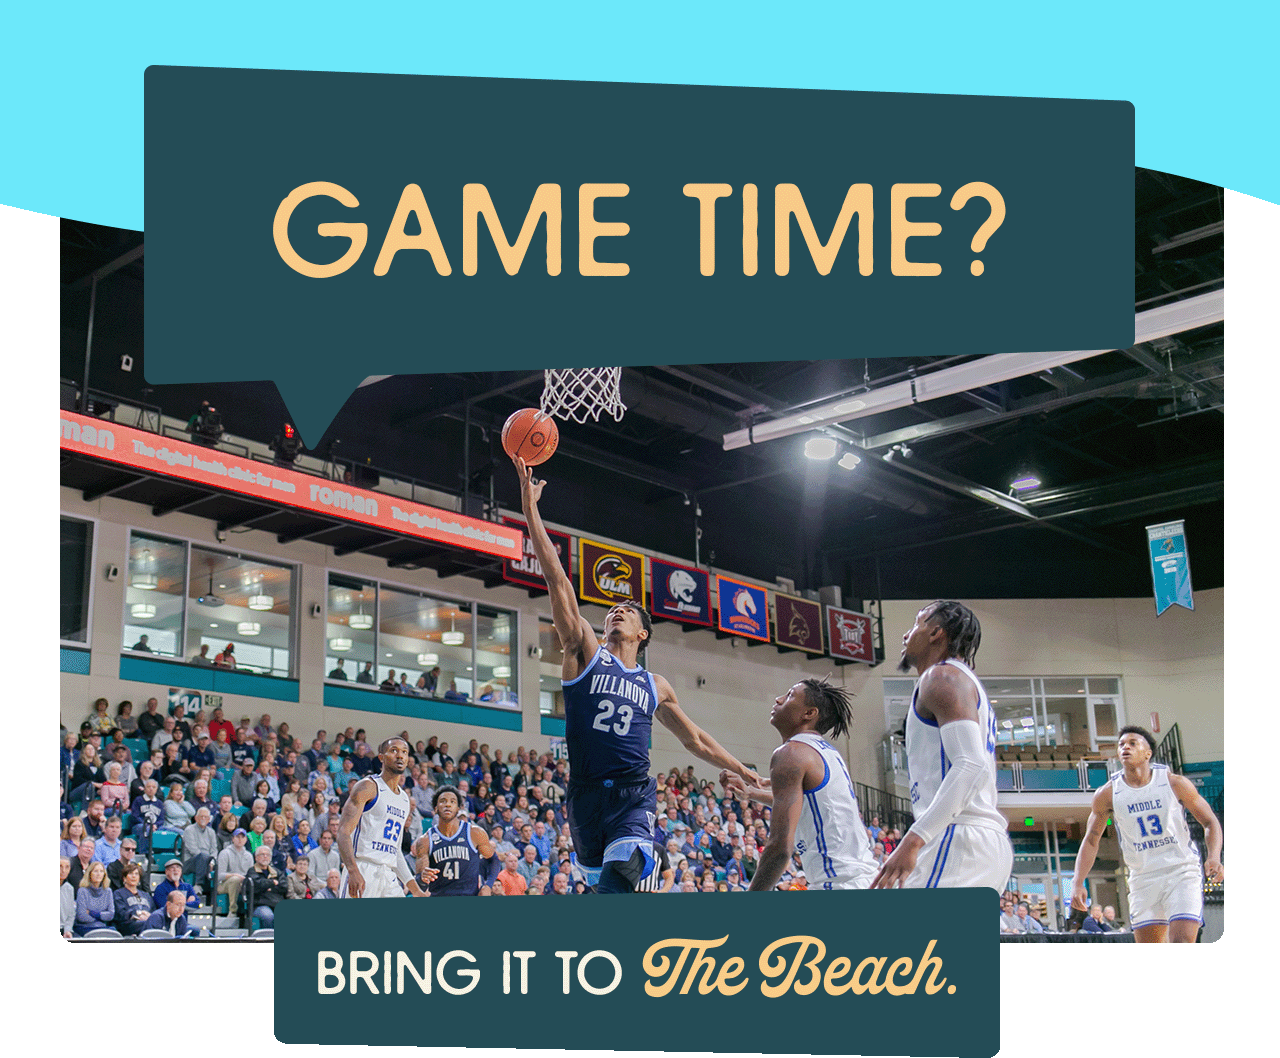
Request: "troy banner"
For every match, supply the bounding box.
[578,539,647,609]
[774,593,825,654]
[716,575,770,642]
[276,889,998,1056]
[649,558,712,626]
[59,412,523,562]
[827,606,877,664]
[501,516,572,592]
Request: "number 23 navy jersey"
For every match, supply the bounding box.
[562,647,657,783]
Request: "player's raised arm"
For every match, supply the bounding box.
[654,674,759,787]
[748,744,808,891]
[336,777,378,898]
[720,768,773,806]
[872,666,984,888]
[1170,774,1225,884]
[1070,783,1114,910]
[512,455,597,673]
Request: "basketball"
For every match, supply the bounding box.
[502,407,559,466]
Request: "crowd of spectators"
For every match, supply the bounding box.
[997,890,1127,935]
[61,697,918,936]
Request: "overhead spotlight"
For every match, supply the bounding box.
[803,436,838,460]
[270,422,301,465]
[330,637,352,651]
[1010,473,1042,492]
[837,452,862,470]
[189,401,224,448]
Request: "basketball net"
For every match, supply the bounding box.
[540,367,627,424]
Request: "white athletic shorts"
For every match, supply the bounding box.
[1127,864,1203,929]
[904,823,1013,890]
[340,861,405,899]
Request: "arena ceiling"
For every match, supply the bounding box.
[60,169,1224,603]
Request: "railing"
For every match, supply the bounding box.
[1154,723,1184,774]
[995,758,1117,793]
[854,781,914,834]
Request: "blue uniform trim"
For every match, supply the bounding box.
[912,701,940,728]
[571,852,602,886]
[804,790,837,878]
[1168,913,1204,924]
[926,825,957,887]
[810,757,830,793]
[603,836,655,879]
[560,648,602,688]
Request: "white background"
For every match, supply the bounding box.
[6,190,1272,1055]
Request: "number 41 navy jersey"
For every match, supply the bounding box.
[562,647,658,783]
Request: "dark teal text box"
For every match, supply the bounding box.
[146,68,1133,445]
[275,888,998,1056]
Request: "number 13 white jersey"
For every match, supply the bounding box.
[353,775,411,867]
[905,659,1006,833]
[1111,764,1199,879]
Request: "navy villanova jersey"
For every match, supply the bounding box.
[427,822,481,896]
[562,646,658,783]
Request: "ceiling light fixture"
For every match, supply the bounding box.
[441,615,465,646]
[330,637,352,652]
[417,652,439,666]
[248,593,274,611]
[837,452,862,470]
[130,603,156,620]
[130,549,157,590]
[803,436,838,460]
[493,665,511,678]
[237,621,261,636]
[349,607,373,630]
[1010,474,1042,492]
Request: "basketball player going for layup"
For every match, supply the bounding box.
[336,737,414,898]
[406,786,498,896]
[513,453,758,893]
[1071,726,1223,942]
[725,679,878,891]
[872,601,1013,890]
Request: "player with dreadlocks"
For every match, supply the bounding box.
[723,678,878,890]
[871,601,1013,890]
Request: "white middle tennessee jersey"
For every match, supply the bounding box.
[1111,764,1199,878]
[788,733,877,889]
[353,775,411,867]
[905,659,1006,832]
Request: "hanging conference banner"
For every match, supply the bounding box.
[578,539,647,609]
[827,606,877,664]
[773,593,826,654]
[501,516,572,592]
[1147,520,1194,615]
[716,575,770,642]
[649,558,713,627]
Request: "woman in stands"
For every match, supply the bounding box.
[213,642,236,668]
[247,815,269,852]
[253,779,278,816]
[293,787,315,828]
[216,806,240,849]
[291,818,318,859]
[74,861,114,935]
[115,700,138,737]
[69,746,104,803]
[113,862,153,936]
[100,762,130,815]
[84,697,114,736]
[159,741,187,784]
[60,816,87,859]
[285,858,313,900]
[161,780,196,832]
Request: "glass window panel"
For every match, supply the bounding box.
[378,588,471,698]
[475,605,516,705]
[1044,697,1088,747]
[1042,678,1087,696]
[1087,677,1120,696]
[992,699,1036,746]
[1092,698,1119,739]
[60,518,94,642]
[327,574,377,682]
[540,619,565,717]
[125,532,186,658]
[189,546,294,676]
[981,678,1034,698]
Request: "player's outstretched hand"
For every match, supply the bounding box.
[513,456,546,504]
[1070,884,1089,912]
[719,769,745,794]
[870,836,921,889]
[1205,858,1224,885]
[346,866,366,899]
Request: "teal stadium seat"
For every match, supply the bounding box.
[125,739,148,762]
[210,779,231,800]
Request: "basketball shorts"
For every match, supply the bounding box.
[904,823,1013,890]
[1127,863,1203,929]
[567,776,657,886]
[340,860,405,899]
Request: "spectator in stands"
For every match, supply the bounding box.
[154,858,201,911]
[182,806,218,885]
[81,798,108,839]
[1000,897,1021,933]
[129,779,164,851]
[328,659,348,680]
[188,776,215,818]
[286,859,314,900]
[497,851,527,895]
[246,816,268,853]
[1103,905,1123,930]
[315,869,342,899]
[187,732,216,771]
[207,707,233,744]
[107,838,144,890]
[442,680,467,702]
[159,741,189,784]
[231,759,258,806]
[380,671,398,692]
[69,747,104,804]
[251,779,277,815]
[291,819,318,859]
[145,890,201,937]
[113,862,153,936]
[1082,904,1114,934]
[263,828,292,874]
[214,643,237,668]
[515,844,541,888]
[108,743,137,786]
[217,828,253,912]
[190,644,213,666]
[171,704,193,743]
[244,845,287,927]
[68,838,97,889]
[136,698,164,744]
[93,816,125,866]
[867,815,882,841]
[60,817,88,859]
[115,700,138,737]
[74,861,114,935]
[1015,901,1045,934]
[210,728,233,770]
[356,661,375,685]
[231,728,257,768]
[152,716,177,755]
[60,858,76,938]
[162,781,197,831]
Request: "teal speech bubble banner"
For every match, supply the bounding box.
[275,888,998,1056]
[145,67,1133,445]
